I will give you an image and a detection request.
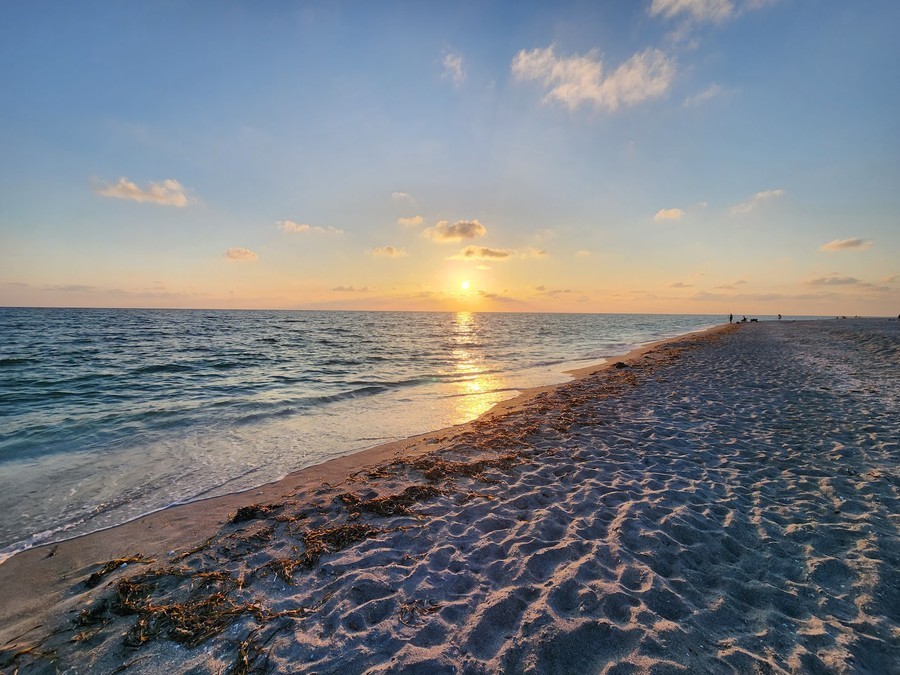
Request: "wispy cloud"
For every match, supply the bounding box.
[442,51,466,87]
[224,247,258,261]
[449,246,512,261]
[423,219,487,243]
[96,177,192,207]
[512,46,675,111]
[391,191,413,203]
[277,220,342,234]
[683,83,725,107]
[649,0,734,24]
[448,246,545,261]
[654,207,684,221]
[820,237,872,252]
[729,188,785,215]
[575,249,592,258]
[370,246,408,258]
[670,281,692,288]
[332,285,370,292]
[398,215,424,227]
[807,275,860,286]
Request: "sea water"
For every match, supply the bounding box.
[0,309,724,561]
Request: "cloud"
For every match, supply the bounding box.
[391,192,413,203]
[370,246,408,258]
[883,275,898,284]
[575,249,592,258]
[729,188,785,214]
[654,207,684,221]
[512,46,675,111]
[807,276,860,286]
[332,285,370,292]
[442,52,466,87]
[224,248,258,261]
[96,177,192,207]
[477,290,518,303]
[423,219,487,243]
[277,220,342,234]
[649,0,735,23]
[683,83,725,107]
[820,237,872,252]
[398,215,424,227]
[449,246,512,261]
[670,281,692,288]
[448,246,545,261]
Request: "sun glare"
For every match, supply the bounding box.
[460,280,471,290]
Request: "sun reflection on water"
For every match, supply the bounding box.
[447,312,509,422]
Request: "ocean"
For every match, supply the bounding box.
[0,308,727,562]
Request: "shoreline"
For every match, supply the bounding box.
[0,321,724,568]
[3,318,896,673]
[0,314,724,566]
[0,324,730,640]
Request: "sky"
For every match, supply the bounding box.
[1,0,898,315]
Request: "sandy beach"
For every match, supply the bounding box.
[1,319,897,674]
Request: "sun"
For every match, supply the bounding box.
[460,280,471,291]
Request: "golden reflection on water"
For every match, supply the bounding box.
[448,311,509,422]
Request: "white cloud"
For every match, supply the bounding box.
[654,207,685,221]
[224,247,258,261]
[670,281,692,288]
[820,238,872,252]
[729,188,785,215]
[683,83,725,107]
[423,219,487,243]
[575,250,592,258]
[512,46,675,111]
[370,246,408,258]
[442,52,466,87]
[391,191,413,203]
[96,177,192,207]
[277,220,342,234]
[398,215,424,227]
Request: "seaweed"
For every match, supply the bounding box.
[84,555,155,588]
[339,484,443,518]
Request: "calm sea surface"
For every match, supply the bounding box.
[0,309,724,561]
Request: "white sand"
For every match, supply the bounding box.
[1,319,897,674]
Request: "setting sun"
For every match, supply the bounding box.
[460,280,471,290]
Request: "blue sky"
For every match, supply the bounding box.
[1,0,898,314]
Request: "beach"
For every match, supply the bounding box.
[1,319,897,673]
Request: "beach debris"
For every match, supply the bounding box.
[298,523,382,569]
[84,555,155,588]
[614,361,629,368]
[395,451,526,483]
[338,484,443,517]
[398,599,442,626]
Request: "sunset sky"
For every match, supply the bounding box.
[1,1,898,315]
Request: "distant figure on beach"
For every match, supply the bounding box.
[741,316,747,323]
[729,313,733,324]
[778,314,782,320]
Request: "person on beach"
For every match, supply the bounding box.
[729,313,733,324]
[778,313,782,320]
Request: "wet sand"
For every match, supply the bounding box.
[1,319,897,674]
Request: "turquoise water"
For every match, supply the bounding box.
[0,309,726,560]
